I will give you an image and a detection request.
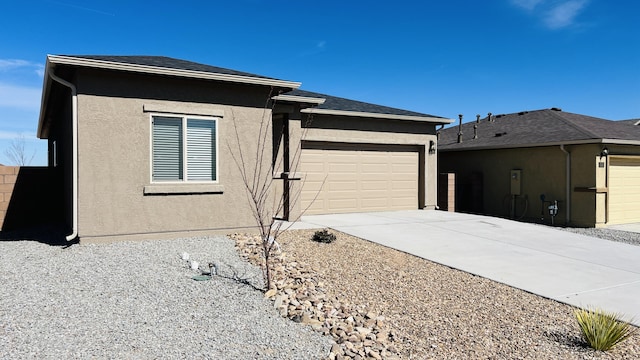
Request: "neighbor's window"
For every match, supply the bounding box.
[152,115,217,182]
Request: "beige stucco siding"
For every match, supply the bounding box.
[441,143,640,227]
[567,144,599,227]
[74,70,274,242]
[440,146,568,223]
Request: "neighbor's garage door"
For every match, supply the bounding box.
[300,144,419,215]
[609,157,640,224]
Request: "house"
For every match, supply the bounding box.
[438,108,640,227]
[37,55,452,243]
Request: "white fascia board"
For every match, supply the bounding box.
[439,139,604,152]
[301,108,454,124]
[271,94,326,104]
[601,138,640,146]
[48,55,302,89]
[37,58,53,139]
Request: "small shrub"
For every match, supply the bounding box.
[574,307,637,351]
[312,229,336,243]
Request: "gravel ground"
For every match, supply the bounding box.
[0,236,331,359]
[558,226,640,246]
[274,229,640,359]
[2,226,638,360]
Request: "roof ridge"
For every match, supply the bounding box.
[546,110,601,139]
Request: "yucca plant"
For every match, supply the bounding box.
[574,307,637,351]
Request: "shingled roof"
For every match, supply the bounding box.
[46,55,301,89]
[439,109,640,151]
[41,55,451,129]
[62,55,277,80]
[286,89,446,119]
[620,118,640,126]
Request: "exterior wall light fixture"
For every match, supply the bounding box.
[429,140,436,154]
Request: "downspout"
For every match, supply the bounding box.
[560,145,571,225]
[282,113,290,220]
[49,72,78,241]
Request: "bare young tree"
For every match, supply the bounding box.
[228,88,318,291]
[4,135,36,166]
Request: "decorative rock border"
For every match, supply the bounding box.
[232,233,402,360]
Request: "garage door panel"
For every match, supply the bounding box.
[361,189,390,198]
[330,174,357,182]
[328,198,358,209]
[361,164,388,173]
[301,180,324,192]
[331,154,357,162]
[393,198,415,207]
[609,157,640,224]
[329,181,357,191]
[392,162,416,172]
[361,200,389,209]
[304,199,324,213]
[361,180,387,190]
[329,191,362,200]
[392,179,416,188]
[301,147,419,215]
[329,163,357,173]
[302,163,325,173]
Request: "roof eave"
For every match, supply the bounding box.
[300,108,453,124]
[439,139,607,152]
[48,55,302,89]
[601,138,640,146]
[36,58,53,139]
[440,136,640,152]
[271,94,326,105]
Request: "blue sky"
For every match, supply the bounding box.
[1,0,638,165]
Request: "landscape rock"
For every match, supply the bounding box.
[232,230,640,360]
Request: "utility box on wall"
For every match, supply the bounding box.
[510,169,522,196]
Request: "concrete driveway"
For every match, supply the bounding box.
[293,210,640,326]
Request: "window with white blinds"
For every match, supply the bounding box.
[152,115,217,182]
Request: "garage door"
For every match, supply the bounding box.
[609,157,640,224]
[300,145,419,215]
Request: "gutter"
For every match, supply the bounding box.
[300,108,454,124]
[439,138,640,152]
[48,71,78,242]
[560,145,571,225]
[271,94,326,105]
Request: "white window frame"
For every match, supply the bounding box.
[150,113,219,184]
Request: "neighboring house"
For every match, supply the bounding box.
[38,55,452,243]
[438,108,640,227]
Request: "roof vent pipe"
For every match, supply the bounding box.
[473,115,480,139]
[457,114,463,143]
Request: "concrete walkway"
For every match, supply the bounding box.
[290,210,640,326]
